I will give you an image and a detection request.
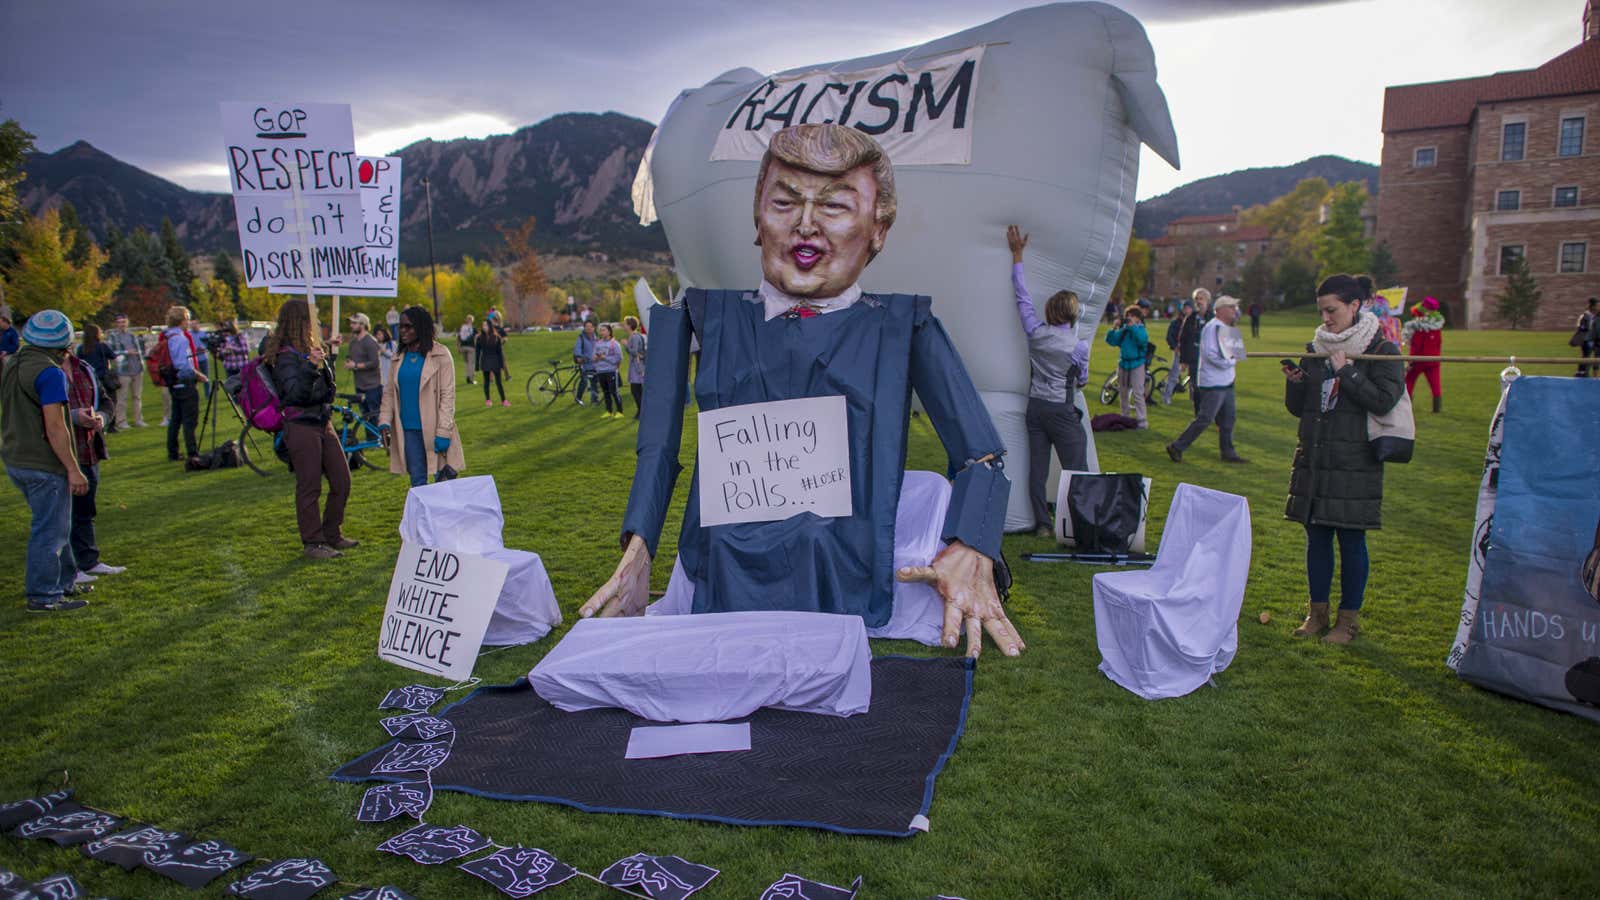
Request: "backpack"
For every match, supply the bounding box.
[228,357,286,433]
[146,334,175,387]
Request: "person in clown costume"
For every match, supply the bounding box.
[1402,296,1445,412]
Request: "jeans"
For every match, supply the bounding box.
[1116,366,1146,426]
[403,428,430,487]
[1171,385,1237,457]
[577,368,600,405]
[167,383,199,458]
[7,464,76,601]
[1306,523,1369,610]
[70,462,100,571]
[1161,360,1184,405]
[1025,397,1087,530]
[358,386,383,419]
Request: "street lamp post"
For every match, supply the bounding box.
[421,176,440,323]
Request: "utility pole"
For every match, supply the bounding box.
[421,176,440,323]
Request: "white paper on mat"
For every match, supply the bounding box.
[625,723,752,759]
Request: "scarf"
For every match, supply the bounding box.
[1313,310,1380,357]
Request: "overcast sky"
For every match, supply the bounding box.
[0,0,1584,200]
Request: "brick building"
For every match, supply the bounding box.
[1377,2,1600,329]
[1148,212,1274,301]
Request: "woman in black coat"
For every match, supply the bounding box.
[1283,274,1404,644]
[475,319,507,406]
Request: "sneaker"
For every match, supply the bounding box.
[74,570,97,584]
[330,537,360,550]
[160,418,169,426]
[28,596,88,612]
[1221,455,1250,464]
[86,562,126,576]
[502,400,511,408]
[304,543,342,559]
[485,400,493,408]
[1166,443,1183,463]
[64,582,93,595]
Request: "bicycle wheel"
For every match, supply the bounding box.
[1099,374,1119,406]
[1147,367,1167,402]
[527,370,562,407]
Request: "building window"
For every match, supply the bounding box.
[1555,186,1579,207]
[1559,117,1585,157]
[1498,245,1524,274]
[1502,122,1526,161]
[1496,190,1520,211]
[1560,242,1587,274]
[1413,146,1436,167]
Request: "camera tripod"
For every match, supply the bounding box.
[193,343,272,476]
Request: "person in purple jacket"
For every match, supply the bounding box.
[1007,225,1090,536]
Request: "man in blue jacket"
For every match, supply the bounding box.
[581,124,1022,659]
[571,320,601,407]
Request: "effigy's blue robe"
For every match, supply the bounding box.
[621,288,1008,629]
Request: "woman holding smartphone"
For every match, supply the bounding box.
[266,299,353,559]
[381,306,465,487]
[1283,274,1404,644]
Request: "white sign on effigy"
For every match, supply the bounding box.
[221,102,371,294]
[709,44,986,166]
[697,396,852,527]
[379,541,507,680]
[338,155,402,298]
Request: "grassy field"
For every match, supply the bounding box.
[3,311,1597,898]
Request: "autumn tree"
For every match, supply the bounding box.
[3,208,118,322]
[211,250,241,309]
[1314,182,1371,280]
[1113,237,1152,304]
[57,201,94,266]
[0,116,36,273]
[496,216,549,328]
[445,256,501,328]
[1240,177,1330,265]
[160,218,194,301]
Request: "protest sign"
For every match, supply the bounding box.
[697,396,852,527]
[338,155,402,297]
[710,45,985,166]
[379,542,507,680]
[221,102,372,293]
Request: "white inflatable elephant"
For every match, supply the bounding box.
[633,1,1180,531]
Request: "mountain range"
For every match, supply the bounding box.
[21,118,1377,264]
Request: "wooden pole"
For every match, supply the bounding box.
[1245,352,1599,366]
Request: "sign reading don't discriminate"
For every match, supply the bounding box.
[379,542,506,680]
[220,102,373,293]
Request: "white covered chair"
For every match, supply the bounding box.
[1092,483,1251,700]
[399,475,561,646]
[649,470,951,645]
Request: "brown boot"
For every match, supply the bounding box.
[1323,609,1360,644]
[1293,602,1329,638]
[1432,395,1441,413]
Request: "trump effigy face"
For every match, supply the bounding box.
[755,158,887,300]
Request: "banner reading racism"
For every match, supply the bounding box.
[1454,377,1600,721]
[379,542,507,680]
[710,45,986,166]
[221,102,372,293]
[337,155,402,298]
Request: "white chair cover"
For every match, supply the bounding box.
[480,548,562,647]
[529,612,872,723]
[1092,483,1252,700]
[648,471,950,645]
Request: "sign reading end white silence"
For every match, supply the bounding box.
[379,541,507,680]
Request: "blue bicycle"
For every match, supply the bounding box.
[270,394,389,472]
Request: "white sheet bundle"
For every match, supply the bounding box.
[529,612,872,723]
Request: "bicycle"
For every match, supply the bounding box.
[334,394,389,470]
[525,358,592,408]
[1099,350,1189,406]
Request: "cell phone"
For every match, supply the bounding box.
[1279,359,1298,370]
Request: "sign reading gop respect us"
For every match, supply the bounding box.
[711,45,985,166]
[697,396,852,527]
[379,541,507,680]
[221,102,373,293]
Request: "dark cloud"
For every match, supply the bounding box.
[0,0,1354,188]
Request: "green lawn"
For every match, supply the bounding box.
[3,312,1597,898]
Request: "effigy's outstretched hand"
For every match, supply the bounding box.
[897,540,1025,659]
[580,534,652,618]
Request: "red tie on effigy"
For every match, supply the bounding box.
[786,304,819,319]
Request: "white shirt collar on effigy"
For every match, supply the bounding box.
[759,280,863,322]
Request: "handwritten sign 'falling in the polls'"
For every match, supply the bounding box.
[220,102,371,293]
[379,542,507,680]
[697,395,852,527]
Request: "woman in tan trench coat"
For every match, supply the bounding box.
[379,306,465,486]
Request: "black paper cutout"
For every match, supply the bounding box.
[143,838,254,888]
[599,853,720,900]
[377,823,491,865]
[13,805,124,845]
[339,888,415,900]
[0,789,73,829]
[379,685,445,713]
[225,857,337,899]
[379,713,455,740]
[81,823,189,870]
[25,873,84,899]
[371,740,452,775]
[0,868,34,900]
[458,847,577,898]
[356,782,432,823]
[759,873,863,900]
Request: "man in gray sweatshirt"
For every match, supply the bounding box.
[343,313,383,417]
